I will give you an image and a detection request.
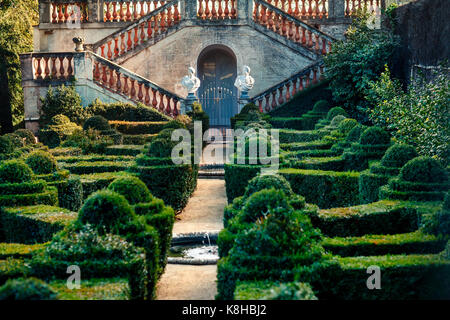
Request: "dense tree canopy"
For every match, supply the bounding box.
[0,0,38,134]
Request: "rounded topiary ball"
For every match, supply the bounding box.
[0,278,57,300]
[312,100,330,113]
[240,103,260,115]
[327,107,348,121]
[381,144,418,168]
[244,174,294,199]
[330,115,346,128]
[241,188,291,223]
[50,114,71,126]
[399,156,448,184]
[78,190,135,232]
[147,136,178,158]
[163,120,187,130]
[14,129,36,145]
[338,118,358,136]
[0,160,33,184]
[26,151,57,175]
[346,124,365,142]
[108,176,153,205]
[360,127,390,146]
[3,133,24,149]
[83,115,111,132]
[0,136,14,155]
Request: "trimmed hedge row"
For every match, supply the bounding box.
[130,164,198,212]
[234,281,317,300]
[280,141,332,152]
[55,155,134,163]
[0,186,59,207]
[312,200,423,237]
[123,134,156,145]
[313,253,450,300]
[0,205,77,243]
[109,121,168,135]
[49,278,129,300]
[279,168,360,209]
[0,243,46,259]
[279,129,328,144]
[284,156,345,171]
[59,161,134,174]
[79,172,134,199]
[105,145,145,156]
[0,259,27,286]
[224,164,268,202]
[322,231,447,257]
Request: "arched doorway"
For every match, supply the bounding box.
[197,45,238,127]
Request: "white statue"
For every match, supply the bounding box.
[181,67,201,97]
[234,65,255,93]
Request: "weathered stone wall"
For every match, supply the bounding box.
[389,0,450,83]
[120,25,313,98]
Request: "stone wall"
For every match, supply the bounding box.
[389,0,450,83]
[120,25,313,98]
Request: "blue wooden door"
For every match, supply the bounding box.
[198,50,238,127]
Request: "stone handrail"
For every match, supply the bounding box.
[345,0,384,17]
[259,0,329,20]
[250,60,325,112]
[252,0,335,56]
[92,0,181,60]
[50,1,89,23]
[90,51,184,117]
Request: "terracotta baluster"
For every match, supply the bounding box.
[319,65,324,80]
[64,4,69,23]
[281,17,287,36]
[271,91,277,109]
[307,0,312,17]
[292,78,297,96]
[123,76,129,95]
[140,23,145,43]
[307,30,313,47]
[138,82,144,101]
[274,13,281,34]
[328,40,332,53]
[265,95,271,112]
[144,85,150,105]
[112,2,118,21]
[52,4,57,23]
[261,5,267,26]
[166,96,172,114]
[120,33,126,54]
[130,79,136,99]
[159,92,165,111]
[107,41,113,59]
[315,34,320,52]
[160,11,166,32]
[173,99,179,117]
[322,38,327,55]
[301,0,306,18]
[147,19,153,39]
[345,0,350,16]
[288,20,294,39]
[278,87,284,105]
[299,76,304,91]
[132,26,139,47]
[127,30,133,50]
[140,1,145,17]
[67,56,73,76]
[218,0,224,19]
[43,57,50,79]
[119,2,125,21]
[101,64,108,84]
[205,0,210,19]
[258,99,263,113]
[154,14,159,34]
[231,0,236,19]
[211,0,217,19]
[295,24,301,42]
[287,0,293,15]
[312,68,317,84]
[301,27,306,45]
[322,0,327,18]
[58,4,64,23]
[109,68,115,88]
[35,57,42,79]
[133,2,138,20]
[198,0,204,19]
[152,88,158,108]
[305,72,310,87]
[94,61,101,81]
[174,3,180,22]
[126,2,132,21]
[314,0,320,18]
[105,2,111,22]
[294,0,300,18]
[51,57,57,78]
[253,1,259,21]
[116,71,122,92]
[285,83,290,101]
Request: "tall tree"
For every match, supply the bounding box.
[0,0,38,134]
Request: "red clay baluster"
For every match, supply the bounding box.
[138,82,144,101]
[116,71,122,92]
[130,79,136,99]
[51,57,57,78]
[144,85,150,105]
[271,91,277,110]
[152,88,158,108]
[107,41,112,59]
[109,68,115,88]
[67,56,73,77]
[198,0,204,19]
[231,0,236,19]
[159,92,165,112]
[35,57,42,79]
[123,76,129,95]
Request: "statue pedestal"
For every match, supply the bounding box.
[183,93,198,114]
[238,91,250,113]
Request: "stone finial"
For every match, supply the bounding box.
[234,65,255,98]
[181,67,201,98]
[73,37,85,52]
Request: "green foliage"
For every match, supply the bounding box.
[0,159,33,183]
[0,136,14,155]
[39,115,81,148]
[26,151,57,175]
[346,124,366,143]
[87,99,170,122]
[108,176,153,205]
[421,193,450,236]
[327,107,348,121]
[324,13,399,120]
[244,174,294,199]
[312,100,330,113]
[381,143,418,168]
[224,164,267,202]
[83,115,111,132]
[14,129,35,145]
[58,176,83,212]
[77,190,135,234]
[110,121,167,135]
[360,126,391,146]
[261,282,318,300]
[400,156,448,183]
[62,129,114,154]
[368,67,450,163]
[280,168,360,209]
[329,115,346,128]
[0,0,38,130]
[240,189,291,223]
[40,85,88,126]
[0,278,57,300]
[337,119,358,136]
